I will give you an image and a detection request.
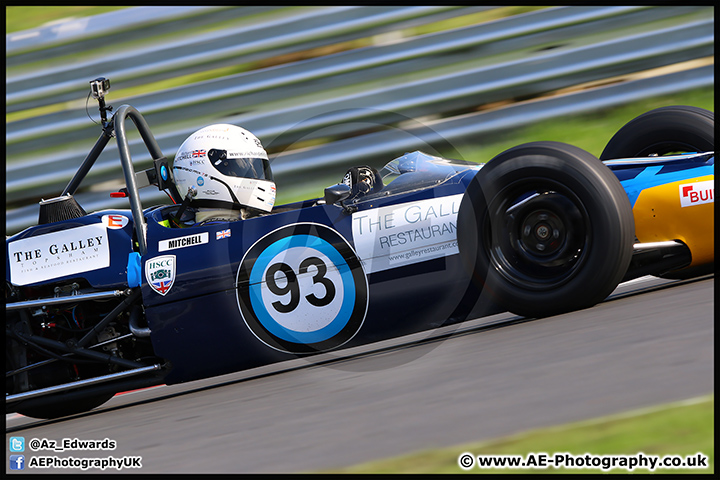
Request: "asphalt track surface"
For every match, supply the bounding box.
[6,275,714,474]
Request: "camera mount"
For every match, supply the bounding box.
[89,77,113,125]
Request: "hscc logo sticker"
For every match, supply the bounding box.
[679,180,714,207]
[146,255,176,295]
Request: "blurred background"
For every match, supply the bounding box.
[6,6,714,235]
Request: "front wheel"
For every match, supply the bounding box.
[458,141,635,318]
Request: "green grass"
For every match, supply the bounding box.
[323,396,713,474]
[6,6,127,33]
[403,6,546,38]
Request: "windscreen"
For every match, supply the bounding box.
[378,151,480,192]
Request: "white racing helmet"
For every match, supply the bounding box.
[173,124,276,213]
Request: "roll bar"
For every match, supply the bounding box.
[61,102,182,256]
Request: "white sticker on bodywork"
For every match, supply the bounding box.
[351,194,462,273]
[158,232,209,252]
[679,180,714,207]
[8,223,110,286]
[101,214,129,229]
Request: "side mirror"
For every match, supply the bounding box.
[324,183,351,205]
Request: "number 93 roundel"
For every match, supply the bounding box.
[236,223,368,354]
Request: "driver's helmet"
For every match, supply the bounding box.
[172,124,275,213]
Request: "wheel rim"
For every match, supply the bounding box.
[484,180,591,290]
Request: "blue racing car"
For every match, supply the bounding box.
[6,79,714,418]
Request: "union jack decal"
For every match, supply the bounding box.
[192,150,206,158]
[216,229,231,240]
[152,279,173,295]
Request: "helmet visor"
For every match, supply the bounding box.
[208,149,273,181]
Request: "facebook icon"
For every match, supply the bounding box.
[9,454,25,470]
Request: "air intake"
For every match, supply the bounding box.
[38,195,87,225]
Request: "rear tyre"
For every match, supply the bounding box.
[600,106,714,159]
[458,141,634,318]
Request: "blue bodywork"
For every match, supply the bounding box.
[604,152,714,207]
[140,153,482,383]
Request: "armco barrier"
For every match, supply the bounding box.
[5,6,714,234]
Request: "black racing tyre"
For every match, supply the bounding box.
[458,141,635,318]
[15,392,115,419]
[600,106,714,160]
